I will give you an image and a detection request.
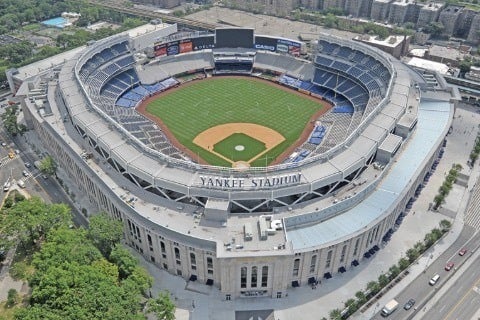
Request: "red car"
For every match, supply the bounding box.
[445,262,454,271]
[459,248,467,256]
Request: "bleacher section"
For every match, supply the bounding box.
[78,40,186,159]
[115,77,179,108]
[308,126,326,145]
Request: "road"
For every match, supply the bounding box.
[370,225,480,320]
[420,240,480,320]
[0,123,87,228]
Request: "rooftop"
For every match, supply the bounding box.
[427,45,469,61]
[354,35,406,48]
[407,57,450,75]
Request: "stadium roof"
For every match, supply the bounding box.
[286,99,452,250]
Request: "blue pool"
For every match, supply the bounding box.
[41,17,69,28]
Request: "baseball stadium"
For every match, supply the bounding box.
[9,22,456,300]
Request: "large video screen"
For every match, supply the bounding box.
[254,36,277,51]
[192,36,215,50]
[215,28,254,48]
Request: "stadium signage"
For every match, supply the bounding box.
[254,44,276,51]
[199,173,302,189]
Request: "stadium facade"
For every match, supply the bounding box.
[9,22,457,299]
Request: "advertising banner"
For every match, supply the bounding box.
[167,41,179,56]
[154,43,167,57]
[179,39,193,53]
[254,36,277,52]
[192,36,215,50]
[277,39,301,55]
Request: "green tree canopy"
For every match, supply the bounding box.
[1,197,71,248]
[110,244,139,279]
[88,212,124,257]
[39,155,58,176]
[148,292,176,320]
[15,225,152,320]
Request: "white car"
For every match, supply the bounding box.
[22,170,29,177]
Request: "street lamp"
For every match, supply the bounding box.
[424,253,433,273]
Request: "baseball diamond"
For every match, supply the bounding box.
[193,124,285,167]
[12,24,456,304]
[139,76,328,167]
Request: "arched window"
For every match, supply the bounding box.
[261,266,268,287]
[325,250,332,268]
[190,252,196,270]
[293,258,300,277]
[310,255,317,273]
[340,245,347,262]
[251,266,258,288]
[240,267,247,288]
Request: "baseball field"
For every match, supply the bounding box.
[142,77,329,167]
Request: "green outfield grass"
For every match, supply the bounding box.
[213,133,266,162]
[145,77,324,167]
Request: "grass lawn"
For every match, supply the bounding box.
[145,77,324,167]
[213,133,266,162]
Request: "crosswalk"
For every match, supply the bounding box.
[0,155,16,168]
[465,182,480,230]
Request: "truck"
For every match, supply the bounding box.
[381,299,399,317]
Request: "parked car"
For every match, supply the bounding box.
[404,298,416,310]
[459,248,467,256]
[445,262,454,271]
[22,170,29,177]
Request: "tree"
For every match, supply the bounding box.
[406,248,419,263]
[39,155,57,176]
[88,212,124,257]
[6,288,18,307]
[388,265,400,279]
[459,59,472,73]
[355,290,366,305]
[323,14,338,28]
[439,219,451,232]
[378,273,389,287]
[1,197,71,248]
[15,224,151,320]
[424,22,444,37]
[398,257,410,270]
[0,105,21,135]
[328,308,342,320]
[366,281,380,297]
[110,244,138,279]
[148,292,176,320]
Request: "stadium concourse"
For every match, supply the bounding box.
[7,20,459,308]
